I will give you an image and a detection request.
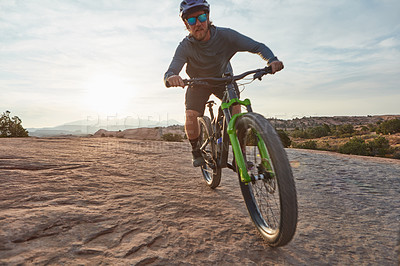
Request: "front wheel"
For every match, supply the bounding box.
[198,116,221,189]
[235,113,298,247]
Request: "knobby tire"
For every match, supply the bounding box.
[235,113,298,247]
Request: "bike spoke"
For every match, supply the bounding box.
[244,135,281,232]
[252,181,280,230]
[200,138,210,151]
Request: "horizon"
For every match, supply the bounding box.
[1,1,399,128]
[26,113,400,131]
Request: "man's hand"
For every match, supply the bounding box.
[270,60,284,74]
[167,75,185,87]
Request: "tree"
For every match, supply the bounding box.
[0,111,29,137]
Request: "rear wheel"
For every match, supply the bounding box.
[235,113,298,247]
[198,116,221,189]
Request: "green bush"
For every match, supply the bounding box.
[334,124,355,137]
[393,151,400,160]
[277,130,291,148]
[162,133,183,142]
[339,137,369,156]
[245,130,258,146]
[376,119,400,135]
[367,123,377,132]
[291,129,309,139]
[291,124,331,139]
[368,136,391,156]
[293,140,317,150]
[306,125,330,138]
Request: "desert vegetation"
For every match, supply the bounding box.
[0,111,29,137]
[161,132,185,142]
[282,117,400,159]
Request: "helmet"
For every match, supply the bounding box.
[180,0,210,19]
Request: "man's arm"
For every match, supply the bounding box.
[227,28,284,73]
[164,42,187,87]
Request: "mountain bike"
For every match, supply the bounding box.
[183,66,298,247]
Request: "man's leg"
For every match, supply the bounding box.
[232,104,241,115]
[185,109,201,140]
[185,109,205,167]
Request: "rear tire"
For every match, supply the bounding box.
[235,113,298,247]
[198,116,221,189]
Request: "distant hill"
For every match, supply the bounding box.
[93,125,185,141]
[27,115,400,137]
[28,117,183,137]
[268,115,400,130]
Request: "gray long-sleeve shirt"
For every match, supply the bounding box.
[164,25,277,86]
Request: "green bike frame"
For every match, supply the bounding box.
[221,98,275,184]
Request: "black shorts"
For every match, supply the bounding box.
[185,84,240,114]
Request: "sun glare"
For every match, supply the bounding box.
[84,73,134,115]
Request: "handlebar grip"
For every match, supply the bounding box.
[265,66,272,73]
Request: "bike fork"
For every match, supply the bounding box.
[221,98,273,184]
[220,93,252,183]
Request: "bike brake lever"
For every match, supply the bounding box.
[253,66,273,81]
[253,71,266,81]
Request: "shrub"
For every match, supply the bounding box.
[376,119,400,135]
[393,151,400,160]
[293,140,317,150]
[339,137,369,156]
[291,124,331,139]
[367,123,377,132]
[357,126,370,135]
[335,124,355,137]
[277,130,291,148]
[245,130,258,146]
[162,133,183,142]
[306,125,330,138]
[291,129,309,139]
[323,124,332,134]
[368,136,391,156]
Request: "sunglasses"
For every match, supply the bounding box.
[186,13,207,26]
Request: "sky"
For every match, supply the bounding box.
[1,0,399,128]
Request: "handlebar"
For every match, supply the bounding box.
[166,66,272,88]
[183,66,272,87]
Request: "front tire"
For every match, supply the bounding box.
[235,113,298,247]
[198,116,221,189]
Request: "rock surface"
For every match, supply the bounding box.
[0,138,399,265]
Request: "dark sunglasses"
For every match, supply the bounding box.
[186,13,207,26]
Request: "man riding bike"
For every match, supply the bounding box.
[164,0,284,167]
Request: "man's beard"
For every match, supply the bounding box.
[192,23,209,41]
